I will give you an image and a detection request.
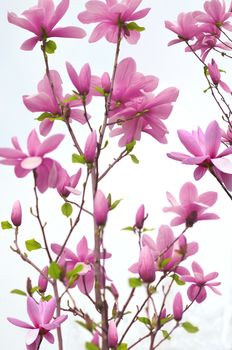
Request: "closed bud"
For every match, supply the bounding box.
[91,332,100,347]
[108,320,118,348]
[135,204,145,229]
[11,200,22,226]
[38,266,48,293]
[84,131,97,163]
[101,72,111,93]
[94,190,109,226]
[138,246,156,283]
[173,292,183,321]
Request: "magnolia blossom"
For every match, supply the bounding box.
[135,204,145,229]
[173,292,183,321]
[108,320,118,348]
[94,190,109,226]
[84,131,98,163]
[0,129,64,193]
[8,0,86,50]
[138,246,156,283]
[38,266,48,293]
[168,120,232,190]
[208,59,231,93]
[23,70,88,136]
[66,62,92,99]
[56,168,82,197]
[11,200,22,227]
[8,297,67,350]
[196,0,232,31]
[163,182,219,227]
[78,0,150,44]
[182,261,221,303]
[51,236,111,294]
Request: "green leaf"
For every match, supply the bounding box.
[95,86,105,95]
[129,277,142,288]
[171,273,185,286]
[25,239,42,252]
[159,258,171,269]
[85,343,100,350]
[160,315,173,326]
[36,112,53,121]
[142,227,155,232]
[121,226,134,231]
[126,140,136,153]
[110,198,123,210]
[130,154,139,164]
[126,22,145,32]
[182,322,199,333]
[66,264,84,285]
[137,317,151,326]
[162,330,171,340]
[45,40,57,54]
[10,289,27,296]
[61,203,73,218]
[117,344,128,350]
[48,262,61,280]
[42,294,53,301]
[30,286,39,294]
[72,153,86,164]
[63,95,78,103]
[1,221,12,230]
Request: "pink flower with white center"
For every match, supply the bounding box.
[78,0,150,44]
[182,261,221,303]
[23,70,89,136]
[0,129,64,193]
[173,292,183,321]
[208,59,231,93]
[195,0,232,31]
[51,236,111,294]
[168,120,232,190]
[8,0,86,50]
[11,200,22,227]
[8,297,67,350]
[165,12,200,46]
[109,87,179,147]
[163,182,219,227]
[56,168,82,197]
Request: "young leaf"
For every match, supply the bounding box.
[128,277,142,288]
[61,203,73,218]
[130,154,139,164]
[126,140,136,153]
[45,40,57,54]
[171,273,185,286]
[42,294,53,301]
[159,257,171,269]
[162,330,171,340]
[126,22,145,32]
[110,198,123,210]
[85,343,100,350]
[10,289,27,296]
[72,153,86,164]
[182,322,199,333]
[48,262,61,280]
[121,226,134,231]
[117,344,128,350]
[137,317,151,326]
[25,239,42,252]
[36,112,53,121]
[95,86,105,95]
[1,221,12,230]
[160,315,173,326]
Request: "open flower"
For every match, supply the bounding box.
[168,120,232,190]
[8,297,67,350]
[182,261,221,303]
[8,0,86,50]
[163,182,219,227]
[78,0,150,44]
[0,130,64,192]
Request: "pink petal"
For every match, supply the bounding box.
[43,315,68,330]
[192,261,204,277]
[211,157,232,174]
[39,119,54,136]
[21,157,42,170]
[42,298,56,324]
[77,270,95,294]
[0,148,25,159]
[76,236,88,260]
[205,120,221,157]
[129,8,150,20]
[7,317,33,329]
[26,329,40,345]
[179,182,198,205]
[177,130,203,156]
[43,332,55,344]
[198,213,219,220]
[23,93,57,113]
[167,152,189,161]
[50,26,86,38]
[49,0,69,29]
[157,225,174,258]
[198,191,217,206]
[27,130,41,156]
[7,12,37,33]
[21,37,39,51]
[27,297,40,327]
[89,22,110,42]
[194,166,207,180]
[37,134,64,156]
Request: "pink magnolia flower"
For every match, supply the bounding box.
[51,236,111,294]
[165,12,199,46]
[8,297,67,350]
[11,200,22,227]
[23,70,88,136]
[78,0,150,44]
[0,129,64,193]
[182,261,221,303]
[57,168,82,197]
[84,131,98,163]
[208,59,231,93]
[8,0,86,50]
[173,292,183,321]
[109,87,179,146]
[94,190,109,226]
[168,120,232,190]
[163,182,219,227]
[66,62,92,99]
[38,266,48,293]
[221,126,232,145]
[195,0,232,31]
[108,320,118,348]
[135,204,145,229]
[138,246,156,283]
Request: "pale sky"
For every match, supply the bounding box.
[1,1,232,349]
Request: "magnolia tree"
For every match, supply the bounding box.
[2,0,232,349]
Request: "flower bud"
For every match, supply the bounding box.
[101,72,111,93]
[135,204,145,229]
[11,200,22,226]
[84,131,97,163]
[138,246,156,283]
[94,190,109,226]
[91,332,100,347]
[38,266,48,293]
[108,320,118,348]
[173,292,183,321]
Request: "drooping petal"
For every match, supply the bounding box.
[21,37,39,50]
[37,134,65,156]
[7,317,33,329]
[50,26,86,38]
